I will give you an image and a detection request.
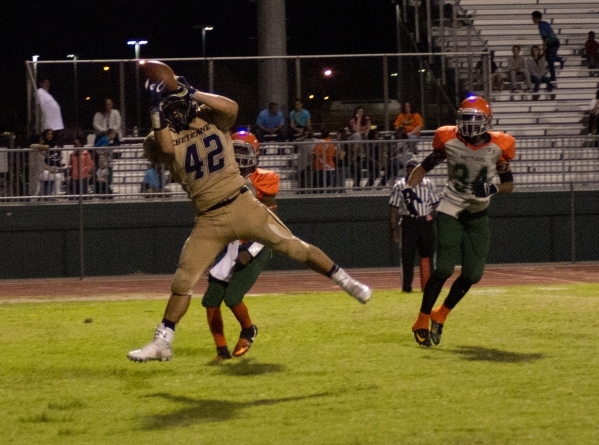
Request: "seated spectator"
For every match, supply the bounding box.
[525,45,553,100]
[67,134,94,197]
[365,128,383,187]
[37,131,65,197]
[94,153,114,197]
[93,98,122,140]
[94,128,120,163]
[475,52,504,91]
[348,106,371,140]
[294,127,318,192]
[142,163,170,196]
[585,31,598,76]
[311,128,335,192]
[506,45,531,92]
[289,98,312,139]
[334,128,350,192]
[382,127,416,186]
[393,102,423,147]
[28,129,54,196]
[255,102,286,142]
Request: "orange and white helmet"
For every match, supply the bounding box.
[231,131,260,177]
[456,96,492,138]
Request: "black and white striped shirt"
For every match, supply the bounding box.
[389,176,440,217]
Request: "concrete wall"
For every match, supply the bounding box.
[1,191,598,279]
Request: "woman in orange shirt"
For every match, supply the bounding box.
[393,102,423,144]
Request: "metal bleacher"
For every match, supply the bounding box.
[436,0,599,138]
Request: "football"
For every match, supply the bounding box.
[139,60,178,92]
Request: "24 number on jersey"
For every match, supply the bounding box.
[452,163,488,193]
[184,134,225,180]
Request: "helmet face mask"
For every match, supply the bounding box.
[457,96,492,138]
[160,90,197,132]
[233,141,257,177]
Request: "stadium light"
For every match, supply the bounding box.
[67,54,81,132]
[193,25,214,59]
[127,40,148,59]
[128,40,148,130]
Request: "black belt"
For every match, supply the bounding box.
[201,186,249,214]
[404,214,429,220]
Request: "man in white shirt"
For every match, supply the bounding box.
[36,77,64,141]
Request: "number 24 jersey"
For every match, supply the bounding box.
[432,126,515,217]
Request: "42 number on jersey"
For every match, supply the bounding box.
[184,134,225,180]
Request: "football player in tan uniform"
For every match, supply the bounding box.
[401,96,515,347]
[128,77,371,362]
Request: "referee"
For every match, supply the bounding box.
[389,159,440,292]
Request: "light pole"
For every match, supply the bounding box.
[31,55,40,135]
[194,25,213,63]
[127,40,147,133]
[67,54,80,133]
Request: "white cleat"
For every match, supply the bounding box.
[127,323,174,362]
[331,267,372,304]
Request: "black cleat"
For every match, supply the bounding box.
[233,325,258,357]
[430,320,444,345]
[413,328,432,347]
[214,345,232,362]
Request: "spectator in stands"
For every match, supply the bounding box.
[28,129,55,196]
[365,128,383,187]
[585,31,598,76]
[294,127,317,193]
[525,45,553,100]
[506,45,531,93]
[532,11,564,84]
[384,126,416,186]
[93,98,123,141]
[475,52,504,91]
[143,163,170,196]
[95,153,113,197]
[36,77,64,144]
[393,102,424,147]
[41,130,64,195]
[348,106,372,140]
[312,128,336,192]
[255,102,286,142]
[94,128,121,164]
[67,134,94,197]
[334,127,350,192]
[289,98,312,139]
[588,89,599,144]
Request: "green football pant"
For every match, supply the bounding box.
[202,247,272,308]
[434,210,490,284]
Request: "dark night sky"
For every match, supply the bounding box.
[1,0,397,132]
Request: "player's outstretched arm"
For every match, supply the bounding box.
[407,164,427,188]
[192,90,239,131]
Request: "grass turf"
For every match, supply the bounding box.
[2,284,599,444]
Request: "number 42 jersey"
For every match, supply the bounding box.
[168,106,246,214]
[431,126,515,218]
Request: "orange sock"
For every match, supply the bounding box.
[431,304,451,324]
[206,307,227,348]
[229,302,253,330]
[412,311,430,331]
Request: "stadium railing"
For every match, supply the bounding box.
[1,134,598,204]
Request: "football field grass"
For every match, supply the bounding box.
[2,284,599,444]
